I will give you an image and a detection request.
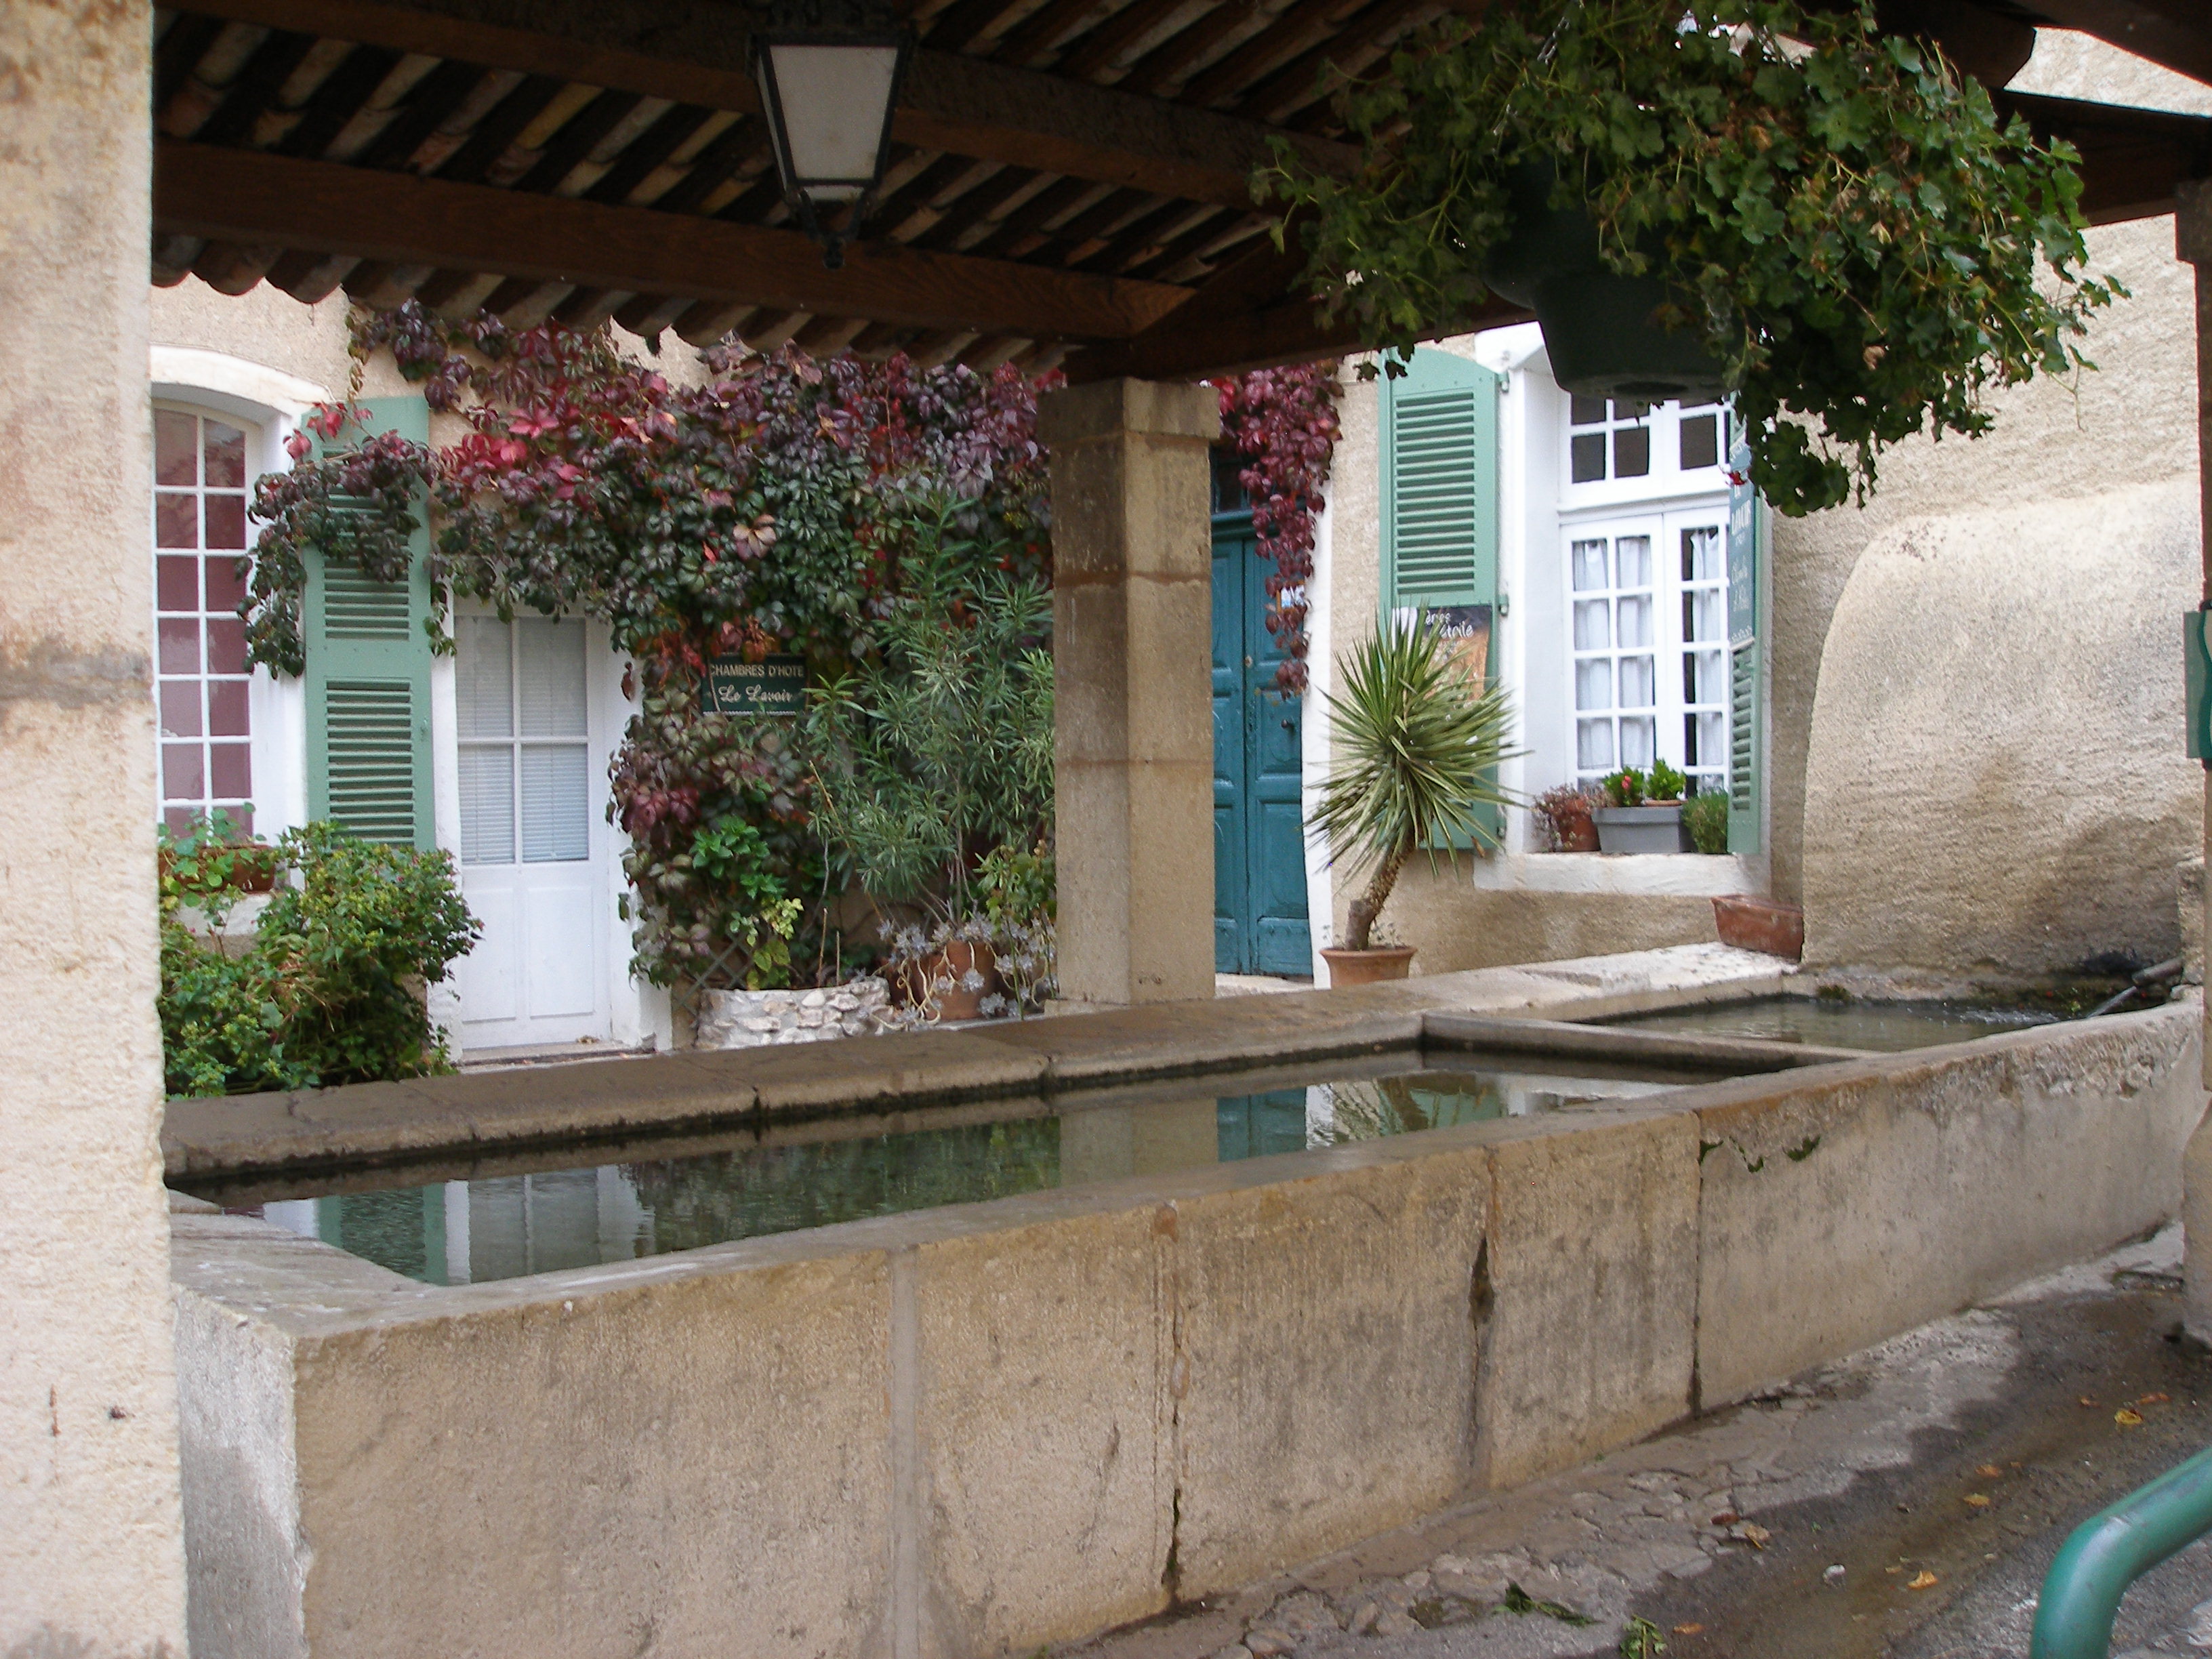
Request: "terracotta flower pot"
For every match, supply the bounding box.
[1320,945,1416,987]
[894,939,1000,1021]
[1712,896,1805,962]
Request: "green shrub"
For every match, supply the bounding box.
[159,821,480,1097]
[1601,767,1647,808]
[1645,759,1687,803]
[1683,790,1730,855]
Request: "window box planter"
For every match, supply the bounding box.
[1592,804,1691,855]
[1711,895,1805,961]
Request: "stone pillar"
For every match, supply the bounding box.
[0,1,190,1649]
[1039,380,1221,1006]
[2179,181,2212,1347]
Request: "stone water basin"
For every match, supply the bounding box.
[1598,994,2064,1052]
[176,1050,1713,1286]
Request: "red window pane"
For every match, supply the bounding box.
[159,617,200,675]
[205,617,247,675]
[205,554,247,611]
[157,554,199,612]
[159,680,203,738]
[155,411,198,487]
[203,494,247,550]
[156,493,199,548]
[162,743,205,800]
[203,422,247,488]
[207,679,249,737]
[220,805,254,836]
[163,805,199,835]
[209,743,251,798]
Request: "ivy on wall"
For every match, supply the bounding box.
[246,304,1344,986]
[1213,362,1343,694]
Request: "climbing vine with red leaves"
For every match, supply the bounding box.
[1212,362,1343,693]
[249,303,1055,987]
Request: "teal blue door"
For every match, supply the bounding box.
[1212,504,1313,976]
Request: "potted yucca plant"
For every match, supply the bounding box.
[1311,619,1521,986]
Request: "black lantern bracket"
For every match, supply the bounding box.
[750,0,914,270]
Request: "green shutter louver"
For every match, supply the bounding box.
[1382,348,1500,610]
[1724,436,1765,854]
[305,396,436,851]
[1380,347,1503,847]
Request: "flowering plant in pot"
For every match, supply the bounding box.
[1310,619,1521,985]
[1592,764,1694,853]
[1533,781,1601,853]
[1261,0,2120,515]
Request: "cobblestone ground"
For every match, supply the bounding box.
[1064,1229,2212,1659]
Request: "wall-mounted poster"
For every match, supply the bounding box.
[700,653,806,716]
[1393,602,1494,691]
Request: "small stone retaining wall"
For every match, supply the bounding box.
[165,957,2205,1659]
[693,977,891,1048]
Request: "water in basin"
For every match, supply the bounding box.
[1600,995,2059,1052]
[186,1051,1704,1286]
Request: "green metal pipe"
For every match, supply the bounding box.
[2030,1444,2212,1659]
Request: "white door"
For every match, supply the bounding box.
[451,613,609,1049]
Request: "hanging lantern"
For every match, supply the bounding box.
[751,0,912,270]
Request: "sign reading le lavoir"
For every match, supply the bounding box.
[701,654,806,716]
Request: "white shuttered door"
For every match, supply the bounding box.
[452,613,609,1049]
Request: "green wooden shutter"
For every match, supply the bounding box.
[1380,348,1503,846]
[306,395,436,850]
[1382,347,1501,611]
[1724,435,1765,855]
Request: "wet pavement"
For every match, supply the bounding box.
[1068,1229,2212,1659]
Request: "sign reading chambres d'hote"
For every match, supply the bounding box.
[700,653,806,716]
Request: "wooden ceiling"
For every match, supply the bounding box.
[149,0,2212,383]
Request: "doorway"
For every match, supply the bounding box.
[1212,497,1313,977]
[450,612,611,1049]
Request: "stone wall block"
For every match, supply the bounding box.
[1472,1112,1701,1490]
[1696,1008,2203,1406]
[909,1211,1174,1656]
[287,1253,895,1659]
[1168,1151,1490,1595]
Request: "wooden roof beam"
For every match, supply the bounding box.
[153,137,1196,340]
[165,0,1357,207]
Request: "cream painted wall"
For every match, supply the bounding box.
[0,0,192,1649]
[1801,480,2202,977]
[1767,210,2201,923]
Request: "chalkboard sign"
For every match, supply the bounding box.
[701,653,806,716]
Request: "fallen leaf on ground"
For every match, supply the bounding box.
[1674,1624,1704,1636]
[1963,1494,1991,1509]
[2115,1408,2144,1427]
[1735,1523,1771,1549]
[1976,1465,2005,1478]
[1906,1571,1939,1591]
[2078,1396,2099,1408]
[2139,1393,2170,1406]
[1709,1511,1740,1527]
[1885,1566,1902,1576]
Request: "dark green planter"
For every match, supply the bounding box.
[1482,164,1727,404]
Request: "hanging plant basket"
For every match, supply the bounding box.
[1481,165,1727,405]
[1263,0,2121,515]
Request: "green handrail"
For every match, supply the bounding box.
[2030,1443,2212,1659]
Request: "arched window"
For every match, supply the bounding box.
[153,405,256,834]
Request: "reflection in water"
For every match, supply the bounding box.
[246,1063,1686,1287]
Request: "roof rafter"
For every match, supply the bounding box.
[153,138,1197,340]
[167,0,1356,208]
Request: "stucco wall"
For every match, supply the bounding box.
[152,278,356,400]
[0,1,192,1650]
[1800,480,2203,977]
[1772,211,2203,921]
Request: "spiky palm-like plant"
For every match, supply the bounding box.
[1311,620,1522,951]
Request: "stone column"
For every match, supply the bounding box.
[2179,180,2212,1347]
[1039,380,1222,1007]
[0,1,190,1648]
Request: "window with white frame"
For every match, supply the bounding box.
[154,405,255,834]
[455,614,592,865]
[1567,397,1732,490]
[1568,511,1730,794]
